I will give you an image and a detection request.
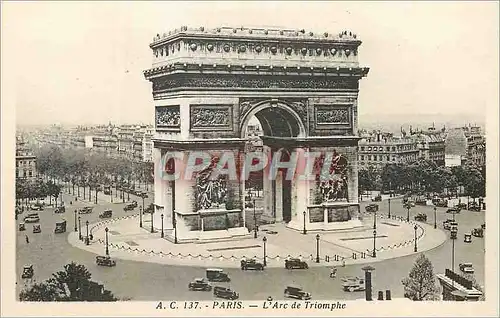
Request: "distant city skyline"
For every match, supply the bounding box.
[3,2,497,126]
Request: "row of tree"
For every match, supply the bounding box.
[33,145,154,199]
[19,263,117,301]
[16,179,63,208]
[359,160,486,199]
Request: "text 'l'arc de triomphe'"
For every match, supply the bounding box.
[144,26,369,242]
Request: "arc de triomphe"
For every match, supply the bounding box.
[144,26,369,242]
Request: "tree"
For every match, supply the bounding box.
[19,262,118,302]
[401,254,440,301]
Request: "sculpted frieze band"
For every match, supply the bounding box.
[315,106,351,125]
[190,105,233,130]
[155,106,180,128]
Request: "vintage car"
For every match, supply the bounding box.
[472,228,484,238]
[130,200,138,208]
[459,263,475,274]
[285,258,308,270]
[24,213,40,223]
[206,268,231,282]
[54,220,67,234]
[96,256,116,267]
[415,198,427,206]
[54,206,65,214]
[241,258,265,270]
[21,265,34,279]
[213,286,239,300]
[443,219,457,230]
[468,203,481,211]
[138,192,148,199]
[365,203,379,213]
[456,203,468,209]
[32,224,41,233]
[464,233,472,243]
[342,276,366,292]
[30,204,44,211]
[371,195,382,202]
[144,203,155,214]
[188,278,212,291]
[123,203,136,211]
[78,207,93,214]
[414,213,427,222]
[450,225,458,239]
[284,285,311,300]
[446,207,461,214]
[18,223,26,231]
[99,209,113,219]
[434,200,449,208]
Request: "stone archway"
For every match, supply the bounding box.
[145,26,369,242]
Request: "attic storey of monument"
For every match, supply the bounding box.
[143,26,369,241]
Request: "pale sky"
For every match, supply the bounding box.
[2,1,498,126]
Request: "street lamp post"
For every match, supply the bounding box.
[161,214,164,238]
[78,216,82,240]
[315,234,320,263]
[105,227,109,256]
[142,195,145,213]
[150,208,154,233]
[414,224,418,252]
[173,214,178,244]
[302,211,307,235]
[110,189,113,203]
[433,206,437,229]
[406,205,410,222]
[74,210,78,231]
[139,206,143,228]
[263,236,267,266]
[373,208,377,230]
[253,198,257,239]
[85,220,89,245]
[372,229,377,257]
[388,197,391,218]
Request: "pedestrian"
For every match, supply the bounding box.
[25,235,29,244]
[70,200,72,205]
[330,267,337,278]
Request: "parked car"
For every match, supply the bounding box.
[124,204,135,211]
[414,213,427,222]
[284,285,311,300]
[241,258,265,270]
[130,200,138,208]
[372,195,382,202]
[54,206,65,214]
[446,207,461,214]
[96,256,116,267]
[342,276,366,292]
[79,207,93,214]
[24,213,40,223]
[213,286,239,300]
[365,203,379,213]
[32,224,41,233]
[456,203,467,209]
[30,205,44,211]
[468,203,481,211]
[206,268,231,282]
[54,220,67,234]
[188,278,212,291]
[415,199,427,206]
[21,265,34,279]
[472,228,484,238]
[434,200,448,207]
[285,258,308,270]
[99,209,113,219]
[459,263,475,274]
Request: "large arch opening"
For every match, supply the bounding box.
[241,101,305,227]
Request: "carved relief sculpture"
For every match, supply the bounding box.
[190,105,233,130]
[156,106,180,128]
[195,157,228,210]
[316,107,350,124]
[315,151,349,202]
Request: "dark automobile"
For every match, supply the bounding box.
[78,207,93,214]
[188,278,212,291]
[434,200,448,207]
[472,228,484,238]
[372,195,382,202]
[206,268,231,282]
[414,213,427,222]
[130,200,138,208]
[24,213,40,223]
[241,258,265,270]
[21,265,34,279]
[365,203,379,213]
[124,203,136,211]
[54,220,67,234]
[468,203,481,211]
[285,258,308,270]
[446,207,461,214]
[213,286,239,300]
[456,203,467,209]
[99,209,113,219]
[415,199,427,206]
[284,285,311,300]
[96,256,116,267]
[32,224,41,233]
[144,203,155,214]
[54,206,65,214]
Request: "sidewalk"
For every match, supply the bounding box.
[68,213,447,268]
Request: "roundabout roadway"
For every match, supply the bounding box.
[16,193,484,301]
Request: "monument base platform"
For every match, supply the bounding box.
[165,227,251,244]
[286,218,364,232]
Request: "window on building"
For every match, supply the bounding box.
[387,155,390,161]
[368,147,372,151]
[360,147,365,151]
[28,170,32,177]
[361,155,365,160]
